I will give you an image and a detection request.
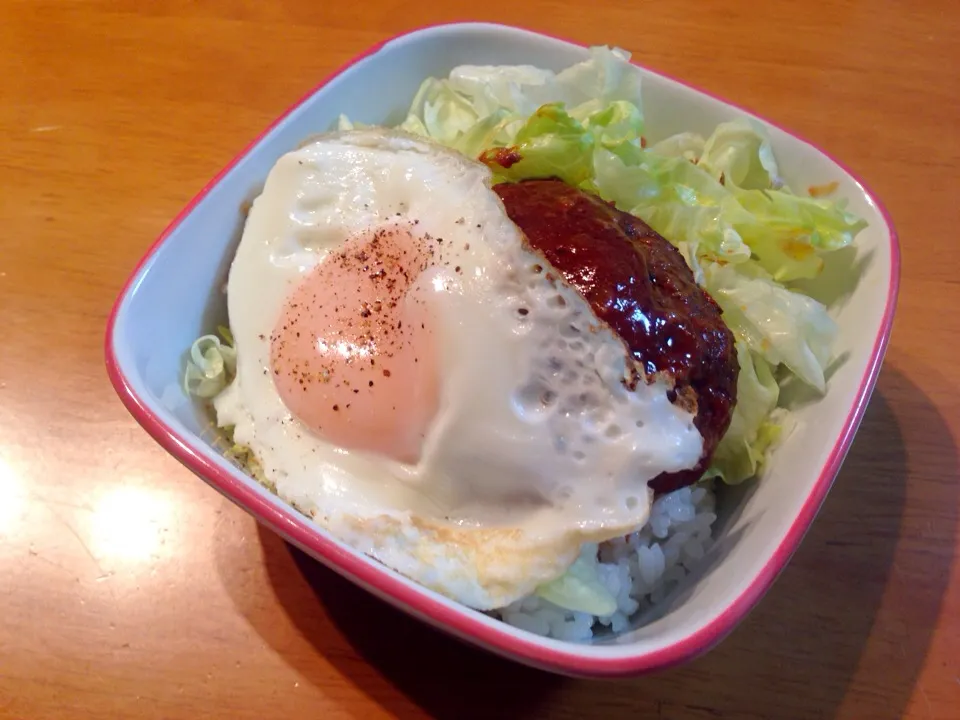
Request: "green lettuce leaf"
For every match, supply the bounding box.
[183,332,237,399]
[592,147,866,282]
[697,119,782,190]
[731,186,868,281]
[649,131,704,161]
[535,545,617,616]
[702,262,838,392]
[705,342,780,484]
[478,102,612,187]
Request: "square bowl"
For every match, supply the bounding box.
[105,22,899,677]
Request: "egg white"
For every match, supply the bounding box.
[213,129,703,610]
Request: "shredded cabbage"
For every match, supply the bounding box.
[183,329,236,399]
[535,544,617,616]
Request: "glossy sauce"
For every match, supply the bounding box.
[493,179,739,493]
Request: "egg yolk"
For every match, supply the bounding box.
[269,224,440,464]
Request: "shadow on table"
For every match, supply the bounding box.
[221,363,956,719]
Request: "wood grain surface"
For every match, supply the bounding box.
[1,1,958,718]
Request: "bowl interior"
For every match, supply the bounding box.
[110,23,894,657]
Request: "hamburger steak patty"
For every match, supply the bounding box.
[492,179,739,494]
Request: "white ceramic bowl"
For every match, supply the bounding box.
[105,22,899,677]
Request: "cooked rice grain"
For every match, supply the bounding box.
[495,484,716,641]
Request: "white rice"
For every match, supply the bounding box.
[494,484,716,642]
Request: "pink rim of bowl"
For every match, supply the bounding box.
[104,22,900,678]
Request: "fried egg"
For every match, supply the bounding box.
[213,129,703,610]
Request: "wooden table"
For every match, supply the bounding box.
[2,1,957,718]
